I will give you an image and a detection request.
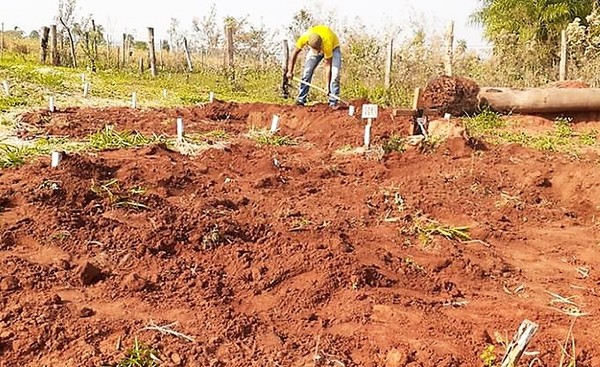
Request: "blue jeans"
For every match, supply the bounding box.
[297,46,342,106]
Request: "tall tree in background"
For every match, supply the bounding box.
[192,3,221,53]
[472,0,593,45]
[288,9,316,41]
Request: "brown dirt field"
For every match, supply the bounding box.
[2,102,600,367]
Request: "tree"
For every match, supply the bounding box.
[288,8,316,41]
[471,0,593,44]
[192,3,221,52]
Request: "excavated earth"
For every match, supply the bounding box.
[1,101,600,367]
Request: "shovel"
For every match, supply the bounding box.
[282,75,350,106]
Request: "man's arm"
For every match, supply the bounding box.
[324,57,333,94]
[287,47,302,79]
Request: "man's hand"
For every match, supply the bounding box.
[286,71,293,80]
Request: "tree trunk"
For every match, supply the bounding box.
[478,87,600,113]
[183,37,193,72]
[40,26,50,64]
[59,17,77,67]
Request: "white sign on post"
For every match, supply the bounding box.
[361,104,378,119]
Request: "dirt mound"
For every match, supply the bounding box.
[3,103,600,366]
[421,75,480,116]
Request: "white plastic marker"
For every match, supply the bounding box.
[163,89,168,98]
[444,113,451,121]
[209,91,215,103]
[81,73,86,83]
[176,117,184,142]
[49,96,55,112]
[50,151,62,168]
[270,114,280,133]
[83,82,90,97]
[361,104,378,148]
[2,80,9,96]
[131,92,137,108]
[348,105,355,116]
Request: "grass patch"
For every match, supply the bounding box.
[116,337,160,367]
[412,216,471,245]
[0,142,35,168]
[90,179,151,210]
[87,125,165,150]
[464,108,505,135]
[382,135,406,154]
[247,127,297,146]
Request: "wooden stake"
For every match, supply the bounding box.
[384,39,393,90]
[559,29,568,81]
[500,319,539,367]
[50,25,58,65]
[148,27,157,77]
[444,21,454,76]
[183,37,193,72]
[412,87,422,110]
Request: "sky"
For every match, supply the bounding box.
[4,0,489,50]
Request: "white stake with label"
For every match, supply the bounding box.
[49,96,55,112]
[83,82,90,97]
[361,104,378,149]
[209,91,215,103]
[270,114,280,133]
[2,80,9,96]
[51,151,62,168]
[131,92,137,109]
[176,117,184,142]
[348,105,355,116]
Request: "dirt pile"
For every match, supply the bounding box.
[2,103,600,366]
[421,75,480,116]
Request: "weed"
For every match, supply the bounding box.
[289,217,312,232]
[480,344,496,367]
[0,143,34,168]
[90,179,150,210]
[403,257,425,272]
[116,337,160,367]
[412,217,471,244]
[382,135,406,154]
[247,127,297,146]
[87,125,164,150]
[465,108,505,135]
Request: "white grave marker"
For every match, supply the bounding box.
[444,113,451,121]
[163,89,168,98]
[348,105,355,116]
[81,73,86,83]
[176,117,184,142]
[131,92,137,108]
[83,82,90,97]
[209,91,215,103]
[51,151,62,167]
[49,96,55,112]
[270,114,280,133]
[361,104,378,149]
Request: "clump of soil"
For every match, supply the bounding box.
[421,75,480,116]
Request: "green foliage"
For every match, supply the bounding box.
[465,108,506,135]
[116,338,160,367]
[0,143,34,168]
[382,135,406,154]
[247,127,297,146]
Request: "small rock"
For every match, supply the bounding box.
[44,294,63,306]
[122,273,149,292]
[79,307,95,318]
[78,262,104,286]
[171,352,183,365]
[385,348,408,367]
[54,258,72,270]
[0,276,19,291]
[0,331,14,340]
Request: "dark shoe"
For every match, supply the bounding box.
[295,101,305,106]
[330,104,340,110]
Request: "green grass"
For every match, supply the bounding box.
[116,338,160,367]
[0,143,35,168]
[87,126,165,150]
[247,127,298,146]
[381,135,406,154]
[412,217,471,245]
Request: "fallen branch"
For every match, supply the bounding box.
[141,321,195,342]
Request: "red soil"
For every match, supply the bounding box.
[2,102,600,367]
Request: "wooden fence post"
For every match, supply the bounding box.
[444,20,454,76]
[50,25,58,65]
[40,26,50,64]
[384,38,393,90]
[559,29,568,81]
[148,27,157,76]
[1,22,4,59]
[121,33,127,67]
[501,320,539,367]
[183,37,193,72]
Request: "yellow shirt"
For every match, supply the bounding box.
[296,25,340,59]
